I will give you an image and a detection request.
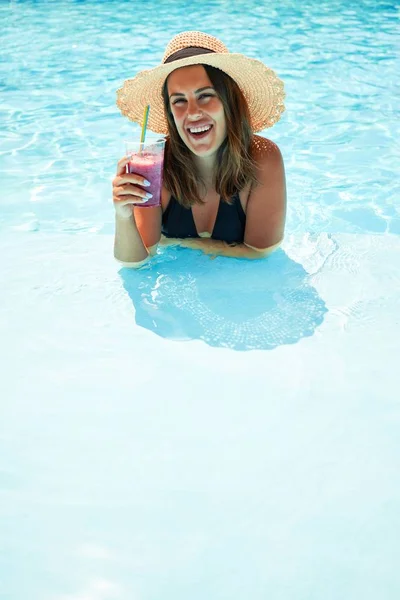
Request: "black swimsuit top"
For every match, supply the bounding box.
[161,192,246,244]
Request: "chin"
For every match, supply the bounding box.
[185,136,224,158]
[188,144,212,155]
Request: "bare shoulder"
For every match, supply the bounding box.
[251,135,283,167]
[244,136,287,250]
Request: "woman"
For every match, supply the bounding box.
[113,31,286,267]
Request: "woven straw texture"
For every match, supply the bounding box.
[116,32,285,134]
[162,31,229,61]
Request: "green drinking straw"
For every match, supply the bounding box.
[139,104,150,154]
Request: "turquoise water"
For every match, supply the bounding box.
[1,2,400,600]
[1,0,399,235]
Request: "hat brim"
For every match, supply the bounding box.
[116,53,285,134]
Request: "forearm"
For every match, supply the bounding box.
[114,213,150,267]
[179,238,282,259]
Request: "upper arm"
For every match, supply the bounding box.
[244,138,287,251]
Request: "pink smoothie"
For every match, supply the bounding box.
[127,152,164,208]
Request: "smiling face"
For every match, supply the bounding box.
[166,65,227,159]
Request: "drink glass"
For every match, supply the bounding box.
[125,138,165,208]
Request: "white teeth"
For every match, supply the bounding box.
[188,125,212,134]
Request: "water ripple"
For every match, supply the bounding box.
[0,0,399,235]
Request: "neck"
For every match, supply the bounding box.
[193,153,217,188]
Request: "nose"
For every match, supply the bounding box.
[186,97,203,120]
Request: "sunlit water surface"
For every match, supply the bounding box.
[1,0,399,235]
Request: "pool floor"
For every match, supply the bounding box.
[1,231,399,600]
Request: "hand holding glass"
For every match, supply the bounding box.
[125,139,165,208]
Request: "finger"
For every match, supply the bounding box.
[115,174,151,187]
[114,185,153,200]
[116,156,130,176]
[114,194,149,205]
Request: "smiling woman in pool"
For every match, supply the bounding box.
[113,31,286,266]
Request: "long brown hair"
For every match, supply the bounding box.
[162,65,258,207]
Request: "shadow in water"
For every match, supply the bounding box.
[119,247,327,351]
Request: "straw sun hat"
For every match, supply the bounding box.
[116,31,285,134]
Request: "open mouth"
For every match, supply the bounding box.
[186,124,213,140]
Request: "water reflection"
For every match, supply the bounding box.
[120,247,327,351]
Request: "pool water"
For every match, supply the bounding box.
[1,0,399,236]
[1,1,400,599]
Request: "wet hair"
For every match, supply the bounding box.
[162,64,257,207]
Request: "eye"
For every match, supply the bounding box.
[171,93,215,107]
[172,98,186,106]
